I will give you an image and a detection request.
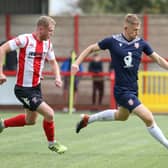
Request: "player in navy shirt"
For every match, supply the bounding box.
[72,14,168,150]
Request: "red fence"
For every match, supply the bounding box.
[3,14,168,110]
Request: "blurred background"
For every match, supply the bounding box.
[0,0,168,112]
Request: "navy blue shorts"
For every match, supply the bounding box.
[14,84,43,111]
[114,86,141,112]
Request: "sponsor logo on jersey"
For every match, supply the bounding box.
[28,52,47,58]
[123,52,134,68]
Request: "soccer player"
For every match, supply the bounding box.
[71,14,168,149]
[0,16,67,154]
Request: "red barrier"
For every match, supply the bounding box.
[4,70,115,108]
[56,56,155,63]
[5,14,11,40]
[109,72,116,108]
[74,15,79,54]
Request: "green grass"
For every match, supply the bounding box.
[0,111,168,168]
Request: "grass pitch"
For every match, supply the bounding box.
[0,111,168,168]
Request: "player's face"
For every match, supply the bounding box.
[125,23,140,41]
[39,24,55,40]
[48,24,55,37]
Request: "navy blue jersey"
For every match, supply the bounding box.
[98,33,153,90]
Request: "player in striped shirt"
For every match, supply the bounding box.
[0,16,67,154]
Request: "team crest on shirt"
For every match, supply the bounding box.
[134,42,139,49]
[128,99,134,106]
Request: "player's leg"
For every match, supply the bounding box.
[37,101,67,154]
[76,106,130,133]
[0,84,38,130]
[0,109,38,133]
[0,113,26,130]
[133,104,168,149]
[76,91,136,133]
[88,106,129,123]
[25,109,38,125]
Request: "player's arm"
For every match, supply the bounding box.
[48,59,62,88]
[0,42,11,84]
[149,52,168,70]
[71,43,101,75]
[47,41,62,88]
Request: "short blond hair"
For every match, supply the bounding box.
[36,16,56,27]
[124,13,141,25]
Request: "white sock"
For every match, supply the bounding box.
[147,123,168,149]
[88,109,117,124]
[48,140,56,146]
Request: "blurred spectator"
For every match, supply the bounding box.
[88,53,104,106]
[61,52,83,112]
[0,41,17,70]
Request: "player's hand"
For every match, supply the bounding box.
[0,73,7,85]
[71,64,79,75]
[55,78,62,88]
[40,76,44,80]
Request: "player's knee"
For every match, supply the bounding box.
[116,116,129,121]
[26,120,36,125]
[120,115,129,121]
[115,112,129,121]
[144,118,154,127]
[44,111,54,122]
[45,116,54,122]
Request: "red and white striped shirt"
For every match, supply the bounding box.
[9,33,55,87]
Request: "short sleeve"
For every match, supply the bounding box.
[8,34,28,51]
[47,43,55,60]
[98,37,112,50]
[143,41,154,56]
